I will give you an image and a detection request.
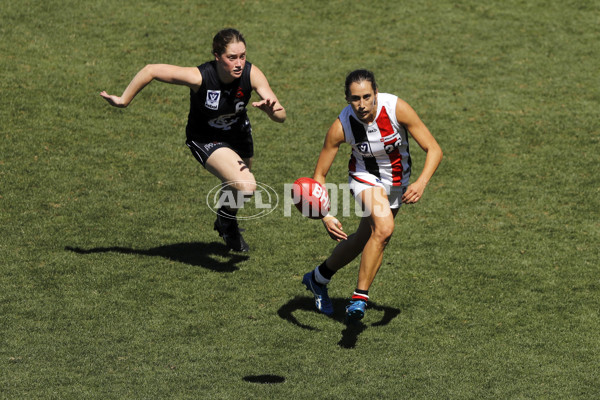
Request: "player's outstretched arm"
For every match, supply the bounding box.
[100,64,202,108]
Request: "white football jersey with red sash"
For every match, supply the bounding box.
[339,93,412,188]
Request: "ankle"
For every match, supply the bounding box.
[352,289,369,302]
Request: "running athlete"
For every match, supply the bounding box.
[100,28,286,252]
[302,69,442,323]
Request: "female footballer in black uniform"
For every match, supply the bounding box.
[100,28,286,252]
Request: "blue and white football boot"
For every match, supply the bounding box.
[302,271,334,316]
[345,300,367,323]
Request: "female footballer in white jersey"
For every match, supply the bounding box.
[302,69,442,323]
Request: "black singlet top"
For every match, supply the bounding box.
[186,60,253,141]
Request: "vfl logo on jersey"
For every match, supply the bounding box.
[355,141,374,157]
[205,90,221,110]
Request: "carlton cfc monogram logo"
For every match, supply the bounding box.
[205,90,220,110]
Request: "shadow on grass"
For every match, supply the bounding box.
[277,296,401,349]
[65,241,247,272]
[242,374,286,384]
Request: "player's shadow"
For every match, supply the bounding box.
[65,241,247,272]
[277,296,401,349]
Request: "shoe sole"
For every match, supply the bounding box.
[345,302,366,324]
[346,310,364,322]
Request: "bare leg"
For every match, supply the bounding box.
[355,187,397,291]
[205,147,256,196]
[205,148,255,251]
[326,186,398,289]
[325,216,372,270]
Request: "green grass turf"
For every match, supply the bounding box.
[1,0,599,398]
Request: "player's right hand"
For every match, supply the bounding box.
[322,216,347,242]
[100,91,126,108]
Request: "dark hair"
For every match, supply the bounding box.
[344,69,377,98]
[212,28,246,56]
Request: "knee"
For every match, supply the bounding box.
[225,176,256,195]
[371,221,394,244]
[234,179,256,195]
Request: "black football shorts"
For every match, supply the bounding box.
[186,136,253,167]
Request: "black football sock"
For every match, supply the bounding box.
[317,261,336,280]
[218,206,238,220]
[313,261,335,285]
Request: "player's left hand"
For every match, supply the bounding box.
[252,98,283,115]
[402,181,426,204]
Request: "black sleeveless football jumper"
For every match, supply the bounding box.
[186,60,253,143]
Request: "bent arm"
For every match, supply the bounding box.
[250,65,286,123]
[313,119,344,185]
[100,64,202,108]
[313,119,348,241]
[396,98,443,203]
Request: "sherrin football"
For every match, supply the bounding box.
[291,177,331,219]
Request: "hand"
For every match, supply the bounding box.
[251,98,283,115]
[402,181,426,204]
[100,91,127,108]
[322,216,347,241]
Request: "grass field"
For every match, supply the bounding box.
[1,0,599,398]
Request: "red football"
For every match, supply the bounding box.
[291,177,331,219]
